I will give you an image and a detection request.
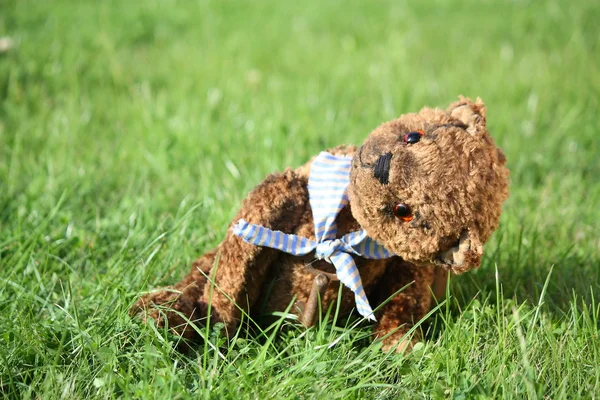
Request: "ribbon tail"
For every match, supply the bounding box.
[308,152,352,241]
[233,219,317,256]
[330,251,376,321]
[340,230,394,259]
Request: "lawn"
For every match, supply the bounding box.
[1,0,599,398]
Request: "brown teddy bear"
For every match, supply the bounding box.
[132,96,509,352]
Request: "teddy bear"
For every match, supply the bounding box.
[132,96,509,352]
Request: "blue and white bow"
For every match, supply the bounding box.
[233,151,393,321]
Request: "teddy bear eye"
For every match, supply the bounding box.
[403,130,424,144]
[393,203,413,222]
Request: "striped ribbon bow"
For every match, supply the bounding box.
[233,151,393,321]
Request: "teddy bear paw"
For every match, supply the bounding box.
[131,288,202,340]
[379,332,419,354]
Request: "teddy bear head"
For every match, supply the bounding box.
[348,97,509,273]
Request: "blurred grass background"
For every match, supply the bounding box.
[1,0,599,398]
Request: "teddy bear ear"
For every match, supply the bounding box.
[447,96,487,135]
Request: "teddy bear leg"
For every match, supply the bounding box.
[131,250,216,341]
[200,171,310,336]
[373,260,436,353]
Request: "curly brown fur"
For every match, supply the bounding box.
[349,96,508,273]
[132,97,509,352]
[131,250,215,340]
[373,260,436,353]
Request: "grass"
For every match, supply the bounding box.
[1,0,599,398]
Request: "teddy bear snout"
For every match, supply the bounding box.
[434,229,483,273]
